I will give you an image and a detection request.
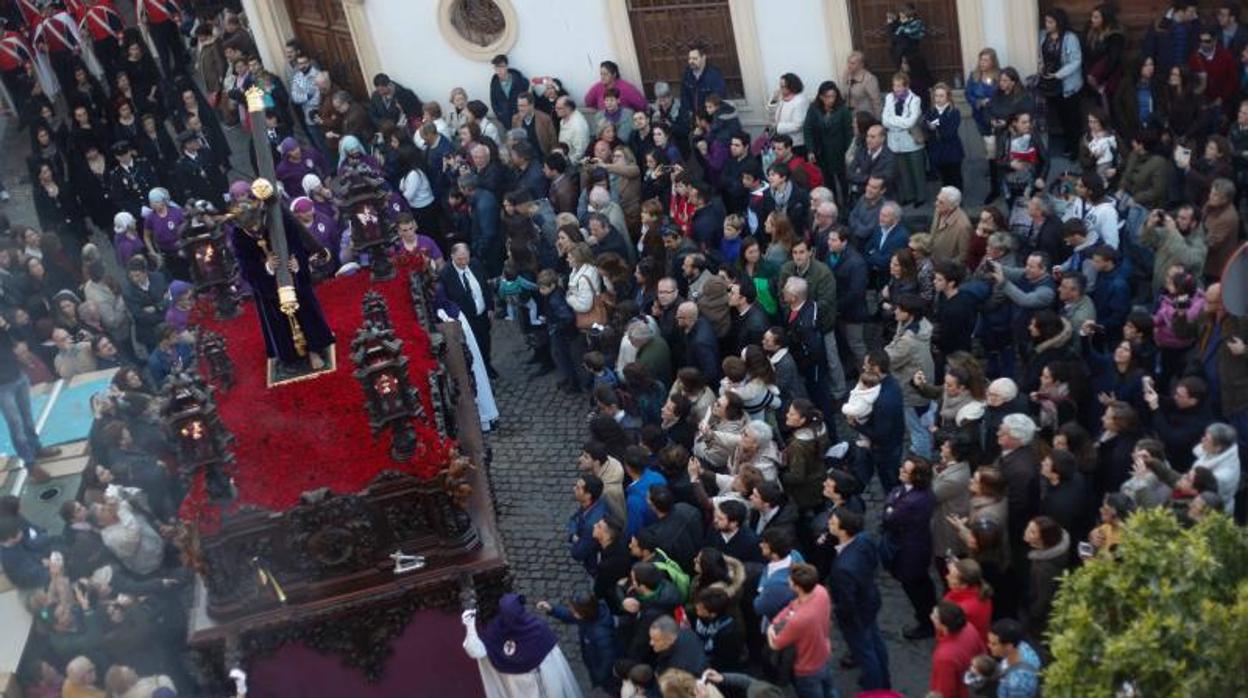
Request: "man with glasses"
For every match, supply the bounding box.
[1189,28,1238,112]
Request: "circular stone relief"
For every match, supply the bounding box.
[438,0,518,61]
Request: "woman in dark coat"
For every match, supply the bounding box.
[1082,4,1126,107]
[922,82,965,191]
[803,80,852,205]
[32,163,90,257]
[1112,57,1164,143]
[27,121,70,184]
[1022,515,1071,641]
[984,68,1035,204]
[65,103,110,167]
[118,41,164,114]
[1021,312,1074,394]
[780,399,831,513]
[1159,66,1210,141]
[882,455,939,638]
[110,99,143,145]
[137,112,179,174]
[65,64,110,121]
[74,144,117,231]
[1095,401,1142,500]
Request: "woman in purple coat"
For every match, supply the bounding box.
[881,455,938,639]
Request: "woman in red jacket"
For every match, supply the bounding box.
[944,557,994,642]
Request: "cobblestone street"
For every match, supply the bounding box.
[483,320,935,696]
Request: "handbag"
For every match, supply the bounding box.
[573,275,608,330]
[1038,76,1063,98]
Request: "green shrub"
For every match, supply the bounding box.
[1046,508,1248,697]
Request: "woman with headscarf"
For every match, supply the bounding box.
[112,212,148,269]
[141,188,188,281]
[291,196,342,277]
[461,593,582,698]
[336,134,384,177]
[164,281,194,332]
[301,173,339,222]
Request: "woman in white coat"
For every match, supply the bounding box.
[881,71,926,207]
[767,73,811,156]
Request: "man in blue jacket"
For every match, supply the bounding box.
[489,54,528,128]
[458,173,503,277]
[568,474,608,575]
[681,42,726,117]
[828,228,870,371]
[752,527,804,625]
[828,509,891,690]
[850,350,906,492]
[864,201,910,288]
[623,446,667,537]
[1090,245,1131,343]
[677,302,721,384]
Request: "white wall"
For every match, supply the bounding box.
[752,0,832,96]
[364,0,619,111]
[980,0,1023,71]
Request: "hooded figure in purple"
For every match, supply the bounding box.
[461,593,582,697]
[275,137,329,198]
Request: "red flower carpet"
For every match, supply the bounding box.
[179,265,453,531]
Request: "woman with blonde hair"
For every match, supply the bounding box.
[601,145,642,234]
[762,212,797,266]
[966,48,1001,158]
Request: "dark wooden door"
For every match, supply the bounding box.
[626,0,744,100]
[847,0,963,85]
[284,0,367,99]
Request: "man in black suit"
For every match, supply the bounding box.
[591,515,633,615]
[748,481,797,540]
[641,485,703,573]
[439,242,496,378]
[107,141,158,220]
[368,73,423,127]
[781,275,831,417]
[706,499,763,564]
[173,131,228,205]
[828,509,892,690]
[728,279,769,355]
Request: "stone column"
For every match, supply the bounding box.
[239,0,293,75]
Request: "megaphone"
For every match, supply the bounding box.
[1221,243,1248,317]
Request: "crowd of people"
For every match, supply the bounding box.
[0,0,1244,696]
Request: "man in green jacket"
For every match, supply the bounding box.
[1139,206,1208,296]
[778,238,845,399]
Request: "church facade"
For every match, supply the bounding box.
[241,0,1052,127]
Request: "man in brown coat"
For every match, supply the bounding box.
[330,90,376,145]
[929,186,973,266]
[1202,178,1242,283]
[512,92,556,155]
[544,152,578,214]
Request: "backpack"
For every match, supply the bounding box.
[653,548,691,602]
